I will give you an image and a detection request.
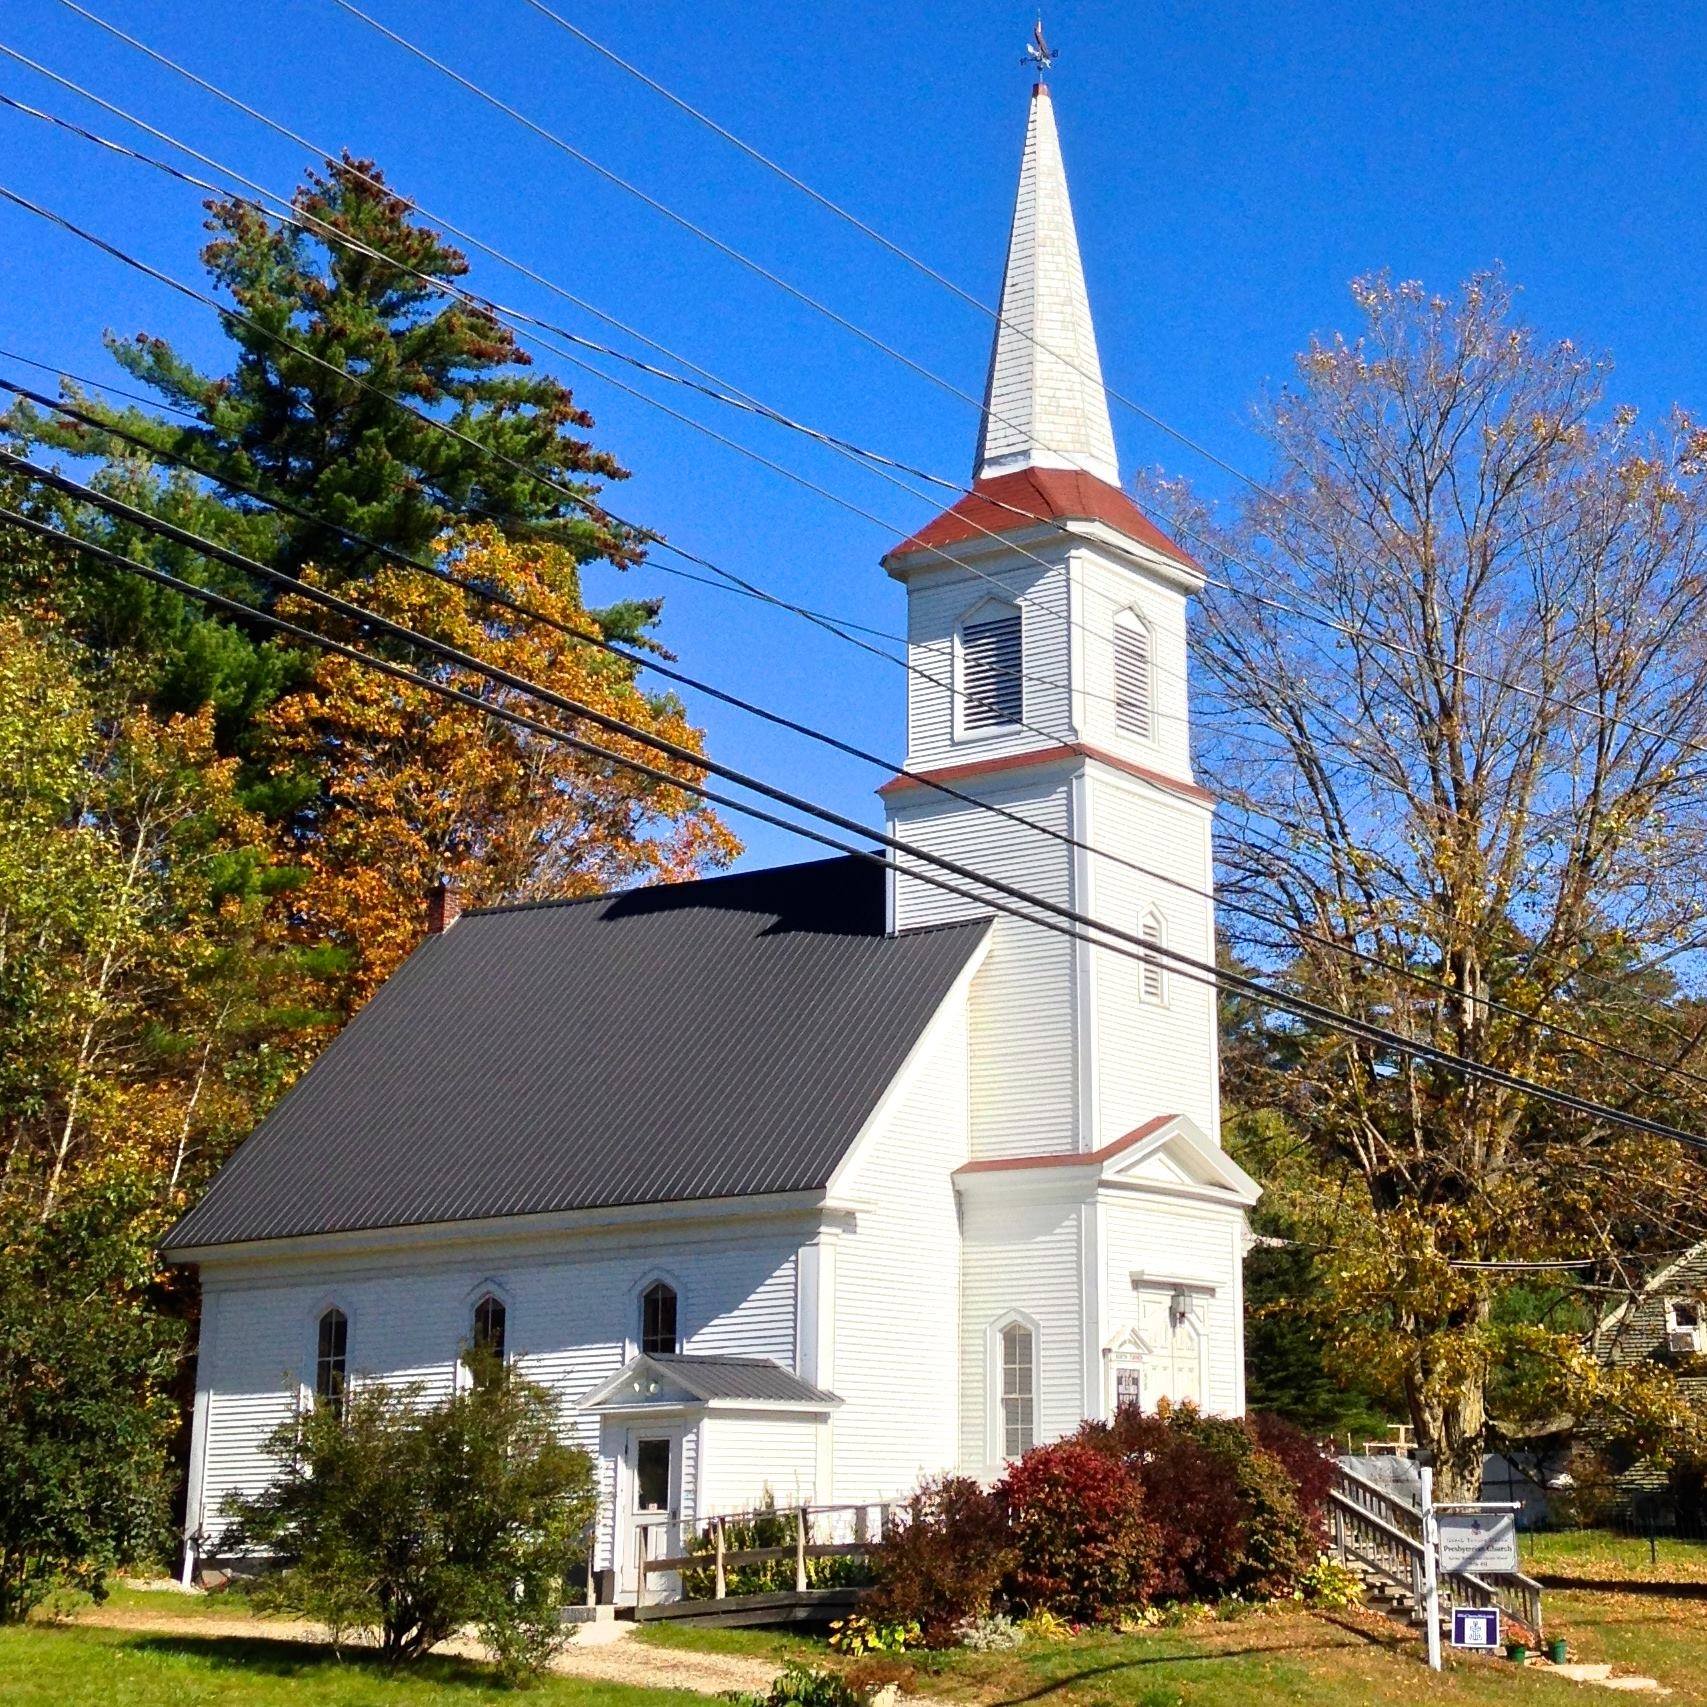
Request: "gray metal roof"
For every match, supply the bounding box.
[166,857,987,1253]
[633,1355,839,1408]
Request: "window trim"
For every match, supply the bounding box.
[987,1310,1041,1463]
[635,1273,682,1357]
[954,598,1024,741]
[1665,1296,1705,1353]
[1112,606,1155,743]
[311,1302,350,1416]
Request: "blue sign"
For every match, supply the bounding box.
[1451,1607,1501,1651]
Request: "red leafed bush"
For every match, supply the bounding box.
[1079,1409,1249,1602]
[863,1475,1016,1645]
[1247,1410,1336,1540]
[1079,1403,1325,1601]
[998,1439,1158,1622]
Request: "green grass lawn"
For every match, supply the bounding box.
[1515,1528,1707,1699]
[0,1619,713,1707]
[13,1534,1707,1707]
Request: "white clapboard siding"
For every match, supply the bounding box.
[830,995,969,1498]
[698,1414,820,1514]
[1101,1195,1244,1416]
[958,1193,1085,1469]
[889,776,1077,1158]
[1084,769,1218,1141]
[194,1230,803,1532]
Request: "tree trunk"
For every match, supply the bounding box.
[1409,1360,1489,1503]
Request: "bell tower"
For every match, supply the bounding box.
[882,78,1220,1160]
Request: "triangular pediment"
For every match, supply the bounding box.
[1100,1116,1262,1205]
[579,1357,703,1411]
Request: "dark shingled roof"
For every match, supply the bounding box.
[165,857,988,1253]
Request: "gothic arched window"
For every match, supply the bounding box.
[641,1281,679,1355]
[315,1306,348,1415]
[472,1293,507,1363]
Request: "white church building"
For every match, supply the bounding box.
[166,79,1258,1599]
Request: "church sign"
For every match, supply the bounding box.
[1436,1510,1519,1576]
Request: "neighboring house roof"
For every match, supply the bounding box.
[165,857,989,1254]
[1596,1243,1707,1364]
[581,1353,841,1412]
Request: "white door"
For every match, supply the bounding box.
[620,1427,683,1605]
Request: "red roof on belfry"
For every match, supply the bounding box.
[886,466,1198,571]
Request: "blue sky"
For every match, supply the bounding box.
[3,0,1703,869]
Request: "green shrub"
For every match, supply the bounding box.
[862,1475,1017,1645]
[221,1348,595,1680]
[1298,1556,1364,1610]
[728,1661,867,1707]
[0,1191,181,1624]
[828,1612,921,1655]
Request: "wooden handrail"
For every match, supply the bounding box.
[1329,1468,1544,1641]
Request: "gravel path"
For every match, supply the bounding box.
[76,1603,785,1695]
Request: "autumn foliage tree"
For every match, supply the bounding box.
[262,528,737,1004]
[1169,271,1707,1494]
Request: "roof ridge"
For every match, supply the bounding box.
[460,854,859,919]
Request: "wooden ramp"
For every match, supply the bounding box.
[634,1587,861,1628]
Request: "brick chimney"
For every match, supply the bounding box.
[426,875,463,935]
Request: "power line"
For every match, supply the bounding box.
[2,143,1695,1080]
[5,159,1692,1065]
[307,0,1707,770]
[21,374,1702,1094]
[0,172,1241,825]
[6,89,1697,1053]
[10,477,1707,1156]
[0,63,1204,720]
[23,13,1704,773]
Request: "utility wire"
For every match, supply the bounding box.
[0,174,1238,822]
[21,16,1704,771]
[4,153,1692,1051]
[19,373,1702,1094]
[5,89,1697,1047]
[0,66,1201,720]
[2,161,1696,1078]
[9,474,1707,1156]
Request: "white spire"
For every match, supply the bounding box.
[975,82,1121,489]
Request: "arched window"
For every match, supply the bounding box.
[998,1319,1037,1459]
[1138,907,1167,1005]
[1113,609,1152,740]
[641,1281,678,1355]
[472,1293,507,1363]
[315,1307,348,1415]
[958,604,1023,732]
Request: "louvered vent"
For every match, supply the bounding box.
[961,610,1023,729]
[1115,616,1152,739]
[1139,910,1166,1003]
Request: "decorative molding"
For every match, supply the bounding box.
[877,741,1214,807]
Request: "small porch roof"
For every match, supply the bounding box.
[579,1353,842,1416]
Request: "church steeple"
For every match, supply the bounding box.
[974,81,1120,489]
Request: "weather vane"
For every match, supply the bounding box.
[1022,15,1059,77]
